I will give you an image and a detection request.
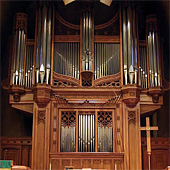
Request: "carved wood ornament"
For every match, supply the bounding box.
[38,110,46,124]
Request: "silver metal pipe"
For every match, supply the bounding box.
[156,33,160,86]
[41,3,47,74]
[46,5,51,71]
[122,7,128,85]
[152,31,157,86]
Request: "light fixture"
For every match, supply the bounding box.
[100,0,112,6]
[63,0,75,5]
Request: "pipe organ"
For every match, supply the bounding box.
[81,10,93,72]
[4,1,168,170]
[146,15,161,87]
[25,45,34,87]
[54,43,80,79]
[78,114,95,152]
[60,111,76,152]
[94,43,120,79]
[12,13,27,86]
[121,5,138,85]
[139,46,147,88]
[35,2,53,84]
[97,112,113,152]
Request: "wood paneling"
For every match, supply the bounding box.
[1,137,32,167]
[1,137,170,170]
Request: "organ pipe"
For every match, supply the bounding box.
[122,5,138,85]
[82,9,93,71]
[139,46,148,88]
[94,43,120,79]
[35,2,52,84]
[54,42,80,79]
[25,45,34,87]
[146,15,161,87]
[78,114,95,152]
[12,13,27,86]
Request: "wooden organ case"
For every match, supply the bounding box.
[1,1,170,170]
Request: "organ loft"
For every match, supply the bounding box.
[1,1,170,170]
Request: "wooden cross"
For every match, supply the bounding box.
[140,117,158,170]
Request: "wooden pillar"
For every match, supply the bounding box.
[32,85,51,170]
[123,102,142,170]
[122,85,142,170]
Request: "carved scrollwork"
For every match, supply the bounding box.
[94,72,120,87]
[38,110,45,124]
[53,72,80,87]
[81,71,93,87]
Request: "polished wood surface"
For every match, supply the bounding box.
[1,137,169,170]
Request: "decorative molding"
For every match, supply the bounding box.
[38,110,46,124]
[94,72,120,87]
[81,71,93,87]
[122,85,141,108]
[128,111,136,124]
[148,87,163,103]
[53,72,80,87]
[9,86,25,102]
[13,13,27,33]
[33,84,51,108]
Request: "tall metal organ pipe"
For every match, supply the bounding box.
[82,10,93,71]
[35,2,52,84]
[146,15,160,87]
[12,13,27,86]
[122,5,138,85]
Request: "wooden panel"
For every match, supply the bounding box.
[21,146,29,166]
[141,138,170,170]
[152,149,168,170]
[92,159,102,169]
[2,148,20,165]
[72,159,81,169]
[62,159,70,170]
[82,159,91,168]
[51,159,60,170]
[103,159,112,170]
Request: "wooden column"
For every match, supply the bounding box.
[123,102,142,170]
[32,85,51,170]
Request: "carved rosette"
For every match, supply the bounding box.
[38,110,46,124]
[33,84,51,108]
[122,85,141,108]
[148,87,163,103]
[9,85,25,102]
